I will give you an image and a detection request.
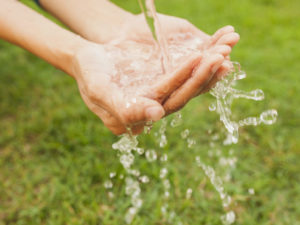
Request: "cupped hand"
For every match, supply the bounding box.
[103,13,240,113]
[72,14,240,135]
[72,38,228,135]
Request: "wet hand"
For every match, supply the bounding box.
[72,43,203,135]
[103,14,240,114]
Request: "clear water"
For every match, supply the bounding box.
[209,62,277,145]
[137,0,171,73]
[104,0,278,224]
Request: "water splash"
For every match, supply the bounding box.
[112,134,143,224]
[221,211,236,225]
[170,112,183,127]
[186,188,193,199]
[104,0,278,223]
[145,149,157,162]
[210,62,278,145]
[158,118,168,147]
[196,156,235,224]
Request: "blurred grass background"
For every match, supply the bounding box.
[0,0,299,224]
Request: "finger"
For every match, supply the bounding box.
[88,84,164,132]
[208,44,232,57]
[99,109,127,135]
[198,60,232,95]
[210,25,235,45]
[82,93,128,135]
[150,53,202,102]
[114,96,165,126]
[163,54,225,114]
[216,32,240,47]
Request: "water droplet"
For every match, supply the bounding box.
[161,205,167,214]
[209,102,216,111]
[220,211,235,225]
[112,134,138,153]
[170,112,183,127]
[236,70,246,80]
[139,175,150,183]
[160,168,168,179]
[181,129,189,139]
[211,134,219,140]
[164,191,170,198]
[159,135,167,148]
[145,149,157,162]
[159,119,168,147]
[144,120,153,134]
[251,89,265,101]
[131,197,143,208]
[239,117,260,126]
[163,179,171,189]
[260,109,278,125]
[187,138,196,148]
[248,188,255,195]
[135,147,145,155]
[104,180,113,189]
[109,172,116,178]
[120,153,134,169]
[222,195,232,208]
[108,191,114,199]
[129,169,140,177]
[186,188,193,199]
[125,207,137,224]
[160,154,168,162]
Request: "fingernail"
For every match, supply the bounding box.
[226,25,235,32]
[146,106,165,122]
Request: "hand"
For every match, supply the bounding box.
[103,14,240,114]
[72,16,239,135]
[37,1,240,133]
[72,42,206,135]
[72,22,238,134]
[73,44,201,134]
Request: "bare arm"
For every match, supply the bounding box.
[39,0,134,43]
[0,0,89,76]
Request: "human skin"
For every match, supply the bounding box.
[0,0,239,135]
[40,0,240,134]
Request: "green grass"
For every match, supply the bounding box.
[0,0,299,224]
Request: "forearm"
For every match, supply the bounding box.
[0,0,89,76]
[40,0,135,43]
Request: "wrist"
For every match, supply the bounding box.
[83,4,135,44]
[58,35,91,78]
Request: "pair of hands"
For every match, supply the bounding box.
[72,14,240,135]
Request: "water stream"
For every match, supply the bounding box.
[104,0,278,224]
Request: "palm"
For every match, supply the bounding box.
[73,15,240,135]
[110,14,240,111]
[73,42,204,134]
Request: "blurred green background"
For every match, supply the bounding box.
[0,0,299,224]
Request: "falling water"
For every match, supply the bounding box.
[209,62,277,145]
[137,0,171,73]
[104,0,278,224]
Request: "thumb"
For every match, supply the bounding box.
[143,98,165,122]
[115,96,165,126]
